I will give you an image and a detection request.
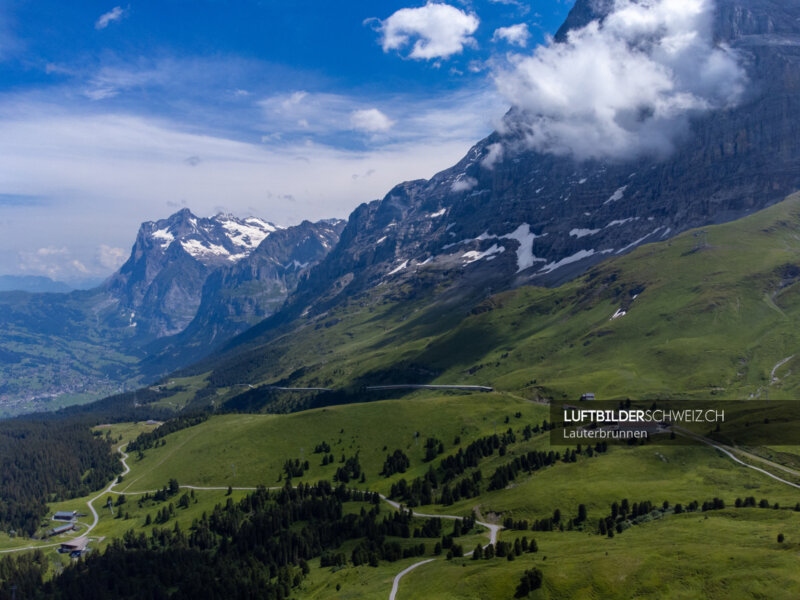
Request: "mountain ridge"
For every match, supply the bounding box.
[171,0,800,401]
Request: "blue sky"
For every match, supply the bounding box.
[0,0,576,282]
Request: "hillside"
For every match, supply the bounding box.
[2,394,798,599]
[152,192,800,413]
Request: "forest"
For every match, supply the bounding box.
[0,420,121,534]
[0,481,481,599]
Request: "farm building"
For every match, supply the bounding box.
[53,510,77,521]
[580,393,596,401]
[48,523,75,537]
[59,537,89,557]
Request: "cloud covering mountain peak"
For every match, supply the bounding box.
[494,0,746,160]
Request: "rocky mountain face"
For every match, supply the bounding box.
[102,209,345,345]
[142,219,345,374]
[104,209,282,337]
[247,0,800,336]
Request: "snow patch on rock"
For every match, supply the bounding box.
[604,185,628,205]
[606,217,638,228]
[151,228,174,249]
[569,228,600,238]
[616,228,663,254]
[462,244,505,265]
[181,239,231,258]
[387,260,408,275]
[500,224,545,272]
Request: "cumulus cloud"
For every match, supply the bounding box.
[350,108,394,132]
[493,0,746,161]
[492,23,530,47]
[18,247,69,278]
[97,245,127,270]
[373,3,479,60]
[95,6,126,30]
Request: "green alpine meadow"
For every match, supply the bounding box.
[2,0,800,598]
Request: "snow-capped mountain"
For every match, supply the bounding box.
[132,208,281,267]
[141,218,346,374]
[104,209,346,338]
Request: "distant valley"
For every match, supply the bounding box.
[0,210,344,416]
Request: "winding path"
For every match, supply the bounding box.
[771,355,794,384]
[83,445,133,535]
[382,495,500,600]
[673,427,800,490]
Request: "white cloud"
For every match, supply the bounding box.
[0,98,502,276]
[488,0,530,12]
[492,23,530,47]
[350,108,394,132]
[71,259,90,274]
[98,245,127,270]
[95,6,126,30]
[481,142,504,168]
[83,63,172,101]
[493,0,746,160]
[451,176,478,192]
[258,87,503,146]
[374,3,480,60]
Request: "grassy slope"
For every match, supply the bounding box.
[118,392,543,493]
[3,397,800,598]
[118,398,800,599]
[399,511,800,600]
[160,192,800,408]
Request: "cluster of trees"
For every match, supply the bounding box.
[381,449,410,476]
[351,540,426,566]
[415,516,443,538]
[313,441,331,454]
[489,443,608,491]
[388,430,519,506]
[522,421,553,441]
[515,568,544,597]
[334,454,363,483]
[127,413,209,453]
[734,496,799,510]
[593,495,800,539]
[423,437,445,462]
[283,458,310,479]
[390,439,607,508]
[0,550,48,599]
[471,537,537,561]
[440,431,516,482]
[0,420,121,534]
[598,498,660,536]
[134,479,181,507]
